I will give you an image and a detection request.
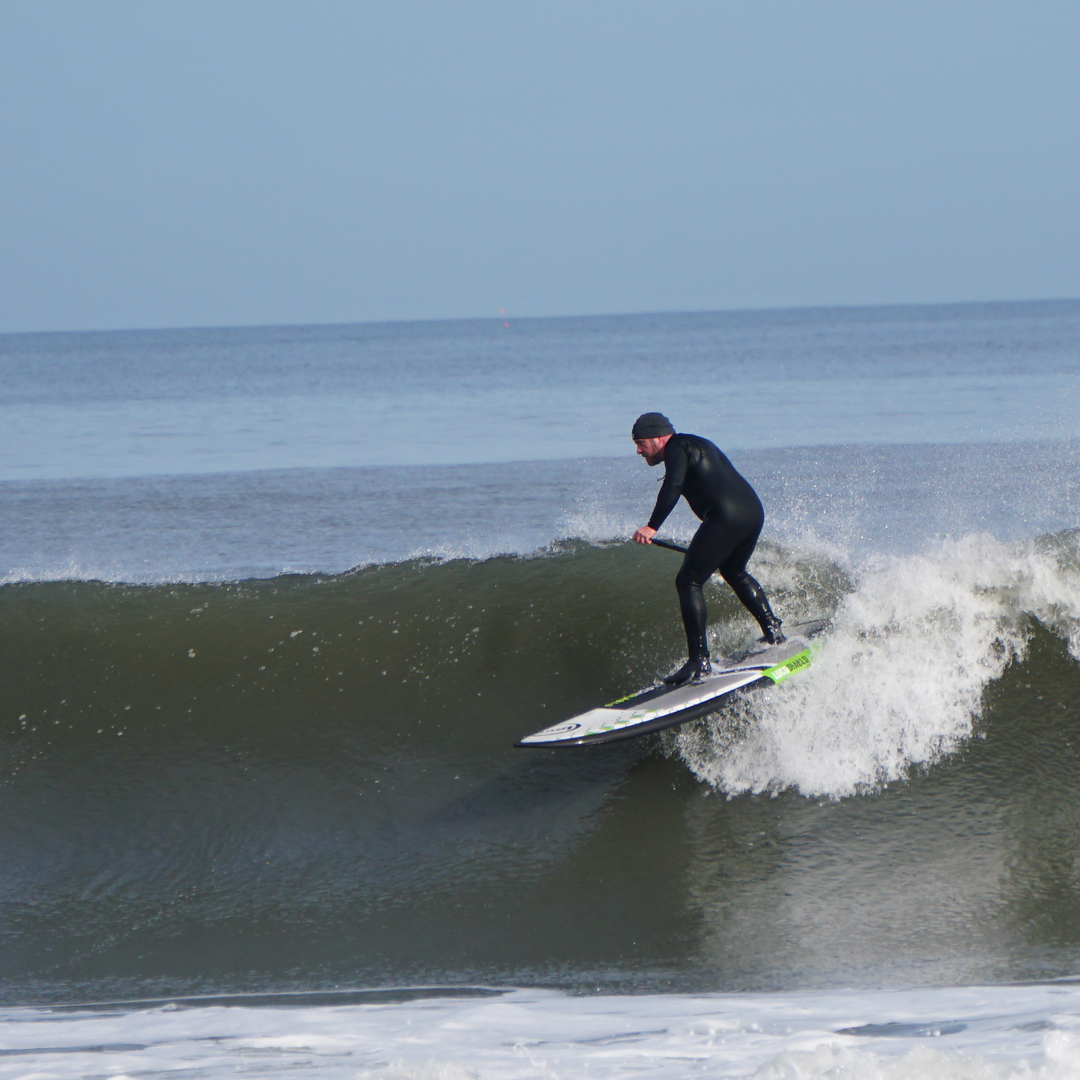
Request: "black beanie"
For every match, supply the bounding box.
[631,412,675,439]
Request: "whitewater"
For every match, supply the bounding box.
[3,984,1080,1079]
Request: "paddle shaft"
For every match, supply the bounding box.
[648,536,688,554]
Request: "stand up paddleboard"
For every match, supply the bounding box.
[516,635,813,747]
[516,535,818,748]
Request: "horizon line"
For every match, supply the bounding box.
[3,294,1079,340]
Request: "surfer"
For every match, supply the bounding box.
[631,412,784,686]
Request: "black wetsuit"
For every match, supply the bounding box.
[647,433,780,657]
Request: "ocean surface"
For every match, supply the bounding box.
[2,301,1080,1077]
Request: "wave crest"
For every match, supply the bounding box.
[672,531,1080,797]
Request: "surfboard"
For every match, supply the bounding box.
[516,636,813,747]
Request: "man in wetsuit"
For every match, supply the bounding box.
[631,412,784,686]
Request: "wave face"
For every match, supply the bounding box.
[2,536,1080,1002]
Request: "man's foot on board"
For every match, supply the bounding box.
[663,655,712,686]
[759,617,786,645]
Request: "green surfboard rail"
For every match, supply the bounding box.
[761,648,812,684]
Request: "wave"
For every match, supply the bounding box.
[4,533,1079,799]
[3,533,1080,1001]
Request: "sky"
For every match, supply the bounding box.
[1,1,1078,334]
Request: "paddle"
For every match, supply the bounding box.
[648,537,688,554]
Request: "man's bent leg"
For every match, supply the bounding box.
[720,536,785,644]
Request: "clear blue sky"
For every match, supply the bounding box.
[1,1,1078,333]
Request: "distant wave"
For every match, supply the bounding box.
[4,438,1079,586]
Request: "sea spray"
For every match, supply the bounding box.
[672,531,1080,798]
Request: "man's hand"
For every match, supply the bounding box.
[633,526,657,545]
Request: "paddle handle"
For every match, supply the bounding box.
[649,537,688,554]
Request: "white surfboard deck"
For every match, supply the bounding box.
[517,636,813,747]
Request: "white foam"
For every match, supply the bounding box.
[673,532,1080,798]
[1,983,1079,1080]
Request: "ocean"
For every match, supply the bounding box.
[1,301,1080,1077]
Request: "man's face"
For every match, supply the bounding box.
[634,437,667,466]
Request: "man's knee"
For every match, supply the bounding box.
[720,568,748,589]
[676,566,706,593]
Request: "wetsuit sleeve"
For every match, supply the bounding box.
[647,440,690,531]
